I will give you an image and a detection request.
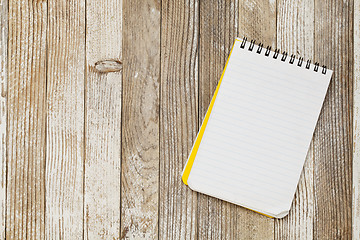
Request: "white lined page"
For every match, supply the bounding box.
[185,38,332,218]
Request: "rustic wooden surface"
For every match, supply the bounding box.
[160,0,198,239]
[0,0,6,238]
[354,1,360,239]
[275,0,315,239]
[46,1,86,239]
[1,0,358,239]
[313,0,353,238]
[121,0,160,239]
[7,1,47,239]
[85,0,122,239]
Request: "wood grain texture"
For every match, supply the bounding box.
[198,1,255,239]
[275,144,314,240]
[121,0,160,238]
[159,0,199,239]
[0,0,7,238]
[236,1,276,239]
[84,0,122,239]
[6,0,47,239]
[275,0,315,239]
[313,0,353,239]
[46,0,85,238]
[354,0,360,238]
[239,0,277,48]
[1,1,358,239]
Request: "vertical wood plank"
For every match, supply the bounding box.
[0,0,7,238]
[159,0,199,239]
[84,0,122,239]
[275,0,315,239]
[46,0,85,238]
[6,0,47,239]
[198,1,240,239]
[353,0,360,238]
[235,0,276,238]
[239,0,277,48]
[121,0,160,238]
[313,0,353,238]
[275,144,314,240]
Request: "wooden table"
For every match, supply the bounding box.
[0,0,359,239]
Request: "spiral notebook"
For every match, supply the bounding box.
[182,38,332,218]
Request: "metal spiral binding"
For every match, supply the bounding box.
[240,37,327,74]
[289,54,296,64]
[273,49,280,59]
[257,43,264,54]
[298,57,304,67]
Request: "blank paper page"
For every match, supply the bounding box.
[184,38,332,218]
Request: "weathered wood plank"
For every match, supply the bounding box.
[353,0,360,238]
[46,0,85,238]
[236,0,276,239]
[275,144,314,239]
[197,0,240,239]
[121,0,160,238]
[275,0,315,239]
[0,0,7,238]
[6,0,47,239]
[84,0,122,239]
[313,0,353,238]
[239,0,277,48]
[159,0,199,239]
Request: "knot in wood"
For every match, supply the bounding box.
[94,60,122,73]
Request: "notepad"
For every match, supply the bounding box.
[182,38,332,218]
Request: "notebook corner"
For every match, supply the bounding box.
[273,208,291,219]
[181,173,189,186]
